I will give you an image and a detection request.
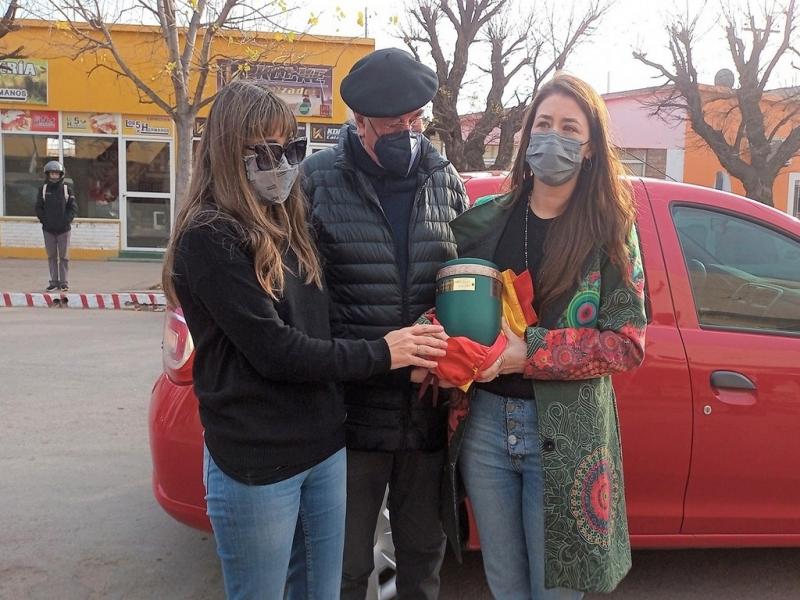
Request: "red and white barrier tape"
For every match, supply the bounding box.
[1,292,166,309]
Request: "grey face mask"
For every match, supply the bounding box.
[525,131,586,186]
[243,154,298,205]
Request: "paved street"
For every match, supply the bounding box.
[2,308,799,599]
[0,258,163,294]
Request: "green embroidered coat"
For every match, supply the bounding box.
[441,192,647,593]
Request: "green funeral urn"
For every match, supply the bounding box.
[435,258,503,346]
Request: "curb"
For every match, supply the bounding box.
[1,292,166,309]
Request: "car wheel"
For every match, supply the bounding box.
[367,491,397,600]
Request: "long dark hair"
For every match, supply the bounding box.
[509,73,635,313]
[163,79,321,305]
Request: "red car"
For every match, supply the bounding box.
[150,176,800,595]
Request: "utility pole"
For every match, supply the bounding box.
[364,6,369,38]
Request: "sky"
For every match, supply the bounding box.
[288,0,800,110]
[34,0,800,112]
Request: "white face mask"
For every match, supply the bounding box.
[243,155,299,205]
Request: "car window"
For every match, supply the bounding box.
[673,205,800,334]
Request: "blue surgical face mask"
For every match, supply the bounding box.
[525,131,588,186]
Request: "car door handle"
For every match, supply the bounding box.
[710,371,756,391]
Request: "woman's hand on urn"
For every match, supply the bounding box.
[498,320,527,375]
[476,320,527,381]
[475,354,504,382]
[384,324,448,370]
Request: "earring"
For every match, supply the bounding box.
[582,156,593,172]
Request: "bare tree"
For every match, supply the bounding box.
[402,0,505,171]
[461,10,531,169]
[634,0,800,206]
[0,0,23,62]
[401,0,606,171]
[43,0,300,207]
[491,2,607,170]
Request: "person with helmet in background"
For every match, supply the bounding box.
[35,161,77,291]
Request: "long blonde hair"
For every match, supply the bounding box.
[163,79,321,305]
[509,74,635,313]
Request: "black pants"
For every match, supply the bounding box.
[341,448,447,600]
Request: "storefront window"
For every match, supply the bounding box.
[126,197,171,249]
[3,134,57,216]
[63,136,120,219]
[126,140,170,193]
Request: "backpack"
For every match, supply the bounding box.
[42,183,69,204]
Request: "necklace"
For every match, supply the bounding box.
[524,203,531,270]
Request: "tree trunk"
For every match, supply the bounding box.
[432,91,466,172]
[435,116,466,172]
[446,133,466,172]
[492,106,526,170]
[741,176,775,207]
[463,135,490,170]
[463,104,504,170]
[174,116,194,211]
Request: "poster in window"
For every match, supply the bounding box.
[217,61,333,118]
[123,115,173,137]
[0,109,58,132]
[0,59,48,105]
[63,112,119,135]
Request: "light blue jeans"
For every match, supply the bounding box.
[203,445,346,600]
[459,389,584,600]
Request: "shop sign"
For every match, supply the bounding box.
[0,59,48,104]
[123,115,173,137]
[310,123,342,144]
[63,112,119,135]
[0,109,58,132]
[218,61,333,118]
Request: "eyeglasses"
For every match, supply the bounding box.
[244,137,307,170]
[368,116,423,135]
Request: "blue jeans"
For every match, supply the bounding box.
[459,389,584,600]
[203,445,346,600]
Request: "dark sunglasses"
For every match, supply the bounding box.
[244,137,307,170]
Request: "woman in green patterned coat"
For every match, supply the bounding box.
[443,74,647,598]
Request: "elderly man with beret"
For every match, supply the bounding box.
[301,48,468,599]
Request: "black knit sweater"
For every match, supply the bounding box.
[172,218,392,484]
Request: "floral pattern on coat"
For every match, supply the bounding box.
[441,192,647,594]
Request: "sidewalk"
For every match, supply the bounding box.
[0,258,165,309]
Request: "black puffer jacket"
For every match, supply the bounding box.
[302,126,467,451]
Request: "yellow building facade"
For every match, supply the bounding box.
[0,19,374,258]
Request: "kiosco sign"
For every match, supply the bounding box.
[0,59,48,105]
[217,61,333,118]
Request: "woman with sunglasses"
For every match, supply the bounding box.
[438,74,647,598]
[162,79,448,600]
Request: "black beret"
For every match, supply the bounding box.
[341,48,439,118]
